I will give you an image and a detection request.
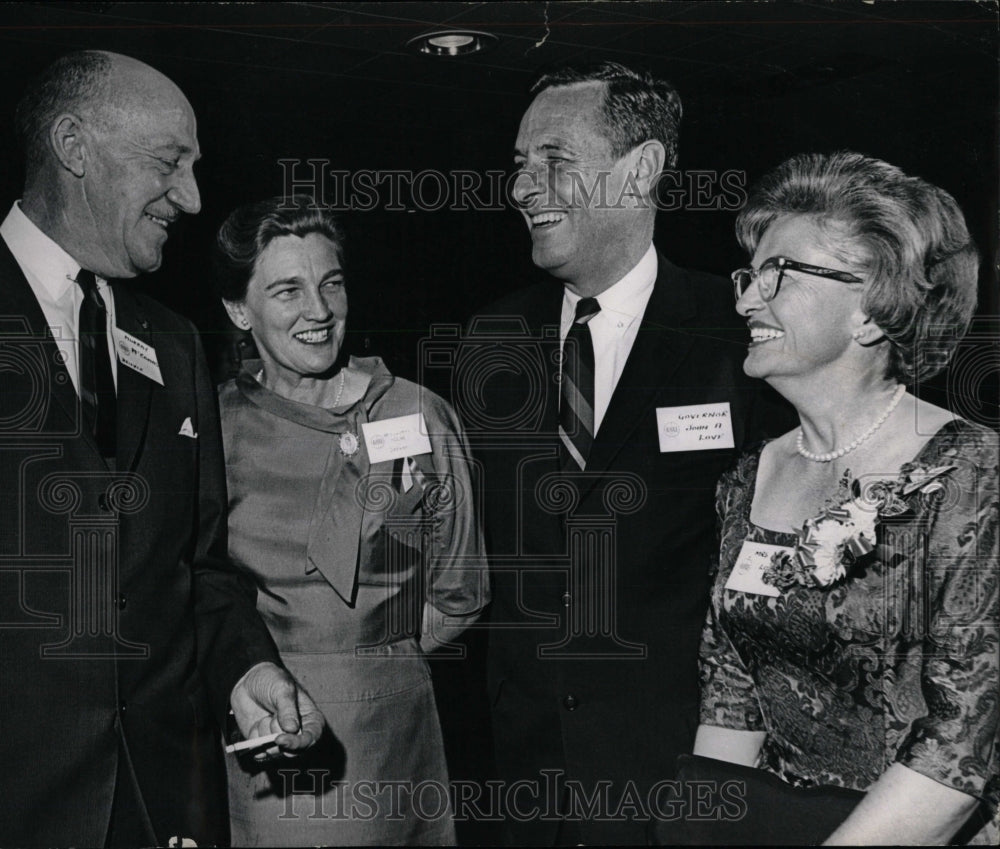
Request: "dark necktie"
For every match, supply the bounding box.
[77,269,117,457]
[559,296,600,470]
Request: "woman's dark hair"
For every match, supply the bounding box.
[736,151,979,384]
[213,195,345,302]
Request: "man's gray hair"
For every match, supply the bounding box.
[14,50,112,178]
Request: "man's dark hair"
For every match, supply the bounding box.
[14,50,112,178]
[530,60,682,168]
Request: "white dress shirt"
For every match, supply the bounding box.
[1,202,117,394]
[560,242,657,433]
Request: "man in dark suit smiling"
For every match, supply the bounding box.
[0,50,322,847]
[465,61,786,845]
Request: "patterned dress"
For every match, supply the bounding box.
[700,419,999,843]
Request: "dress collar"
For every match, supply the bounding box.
[236,355,394,433]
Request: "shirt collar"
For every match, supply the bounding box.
[1,201,85,299]
[564,242,657,331]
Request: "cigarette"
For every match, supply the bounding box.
[225,731,282,754]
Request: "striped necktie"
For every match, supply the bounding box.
[559,296,600,470]
[77,269,117,457]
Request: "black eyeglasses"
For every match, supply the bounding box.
[731,256,863,302]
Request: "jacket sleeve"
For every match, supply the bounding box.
[189,329,281,722]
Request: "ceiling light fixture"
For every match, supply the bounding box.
[407,29,498,57]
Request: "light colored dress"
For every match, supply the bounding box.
[700,420,999,843]
[220,356,488,846]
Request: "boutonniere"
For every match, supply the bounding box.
[762,464,957,591]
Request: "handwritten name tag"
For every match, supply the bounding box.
[112,327,163,385]
[362,413,432,464]
[724,541,787,597]
[656,402,734,452]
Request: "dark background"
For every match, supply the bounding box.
[0,2,995,392]
[0,2,995,843]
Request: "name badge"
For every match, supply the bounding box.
[656,402,734,452]
[112,327,163,385]
[724,541,787,597]
[362,413,432,464]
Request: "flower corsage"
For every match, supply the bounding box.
[761,464,957,591]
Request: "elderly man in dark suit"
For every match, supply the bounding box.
[464,61,788,845]
[0,50,323,847]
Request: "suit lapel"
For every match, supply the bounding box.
[533,284,564,457]
[516,283,565,474]
[585,254,698,478]
[111,285,154,472]
[0,238,99,450]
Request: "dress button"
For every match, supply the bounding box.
[563,694,578,711]
[561,592,571,607]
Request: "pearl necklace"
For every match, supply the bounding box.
[254,368,346,407]
[796,384,906,463]
[332,370,346,407]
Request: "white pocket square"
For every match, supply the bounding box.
[178,417,198,439]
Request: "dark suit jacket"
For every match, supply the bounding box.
[465,253,789,845]
[0,238,280,847]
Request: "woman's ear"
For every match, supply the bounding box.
[851,315,886,346]
[223,299,251,331]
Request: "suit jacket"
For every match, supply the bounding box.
[465,253,789,845]
[0,238,281,847]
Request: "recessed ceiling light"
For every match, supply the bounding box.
[407,29,498,57]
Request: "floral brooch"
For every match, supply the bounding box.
[762,464,957,590]
[339,431,359,457]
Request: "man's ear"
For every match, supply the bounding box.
[50,114,87,178]
[223,299,250,331]
[633,139,666,190]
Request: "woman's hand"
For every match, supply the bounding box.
[823,763,980,845]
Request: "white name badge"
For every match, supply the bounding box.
[362,413,432,464]
[724,541,787,597]
[656,402,734,452]
[112,327,163,385]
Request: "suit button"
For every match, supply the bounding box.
[561,593,571,607]
[563,694,578,711]
[119,701,127,713]
[115,594,127,611]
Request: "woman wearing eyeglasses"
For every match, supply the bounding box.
[692,152,998,844]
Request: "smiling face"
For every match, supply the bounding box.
[225,233,348,399]
[79,61,201,278]
[736,214,868,387]
[512,82,646,295]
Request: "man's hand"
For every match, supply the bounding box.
[229,661,324,761]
